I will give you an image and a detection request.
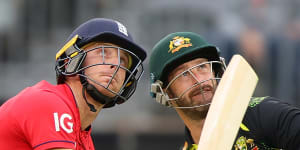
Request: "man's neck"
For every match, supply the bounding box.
[66,80,103,130]
[186,118,205,144]
[176,110,206,144]
[78,102,101,130]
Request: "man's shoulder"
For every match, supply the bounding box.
[248,96,280,108]
[18,81,66,104]
[248,96,268,107]
[3,81,74,117]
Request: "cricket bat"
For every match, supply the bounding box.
[197,55,258,150]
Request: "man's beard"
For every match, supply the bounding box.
[176,87,215,120]
[177,99,210,120]
[169,81,216,120]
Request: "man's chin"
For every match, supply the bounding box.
[182,106,209,121]
[194,104,210,111]
[92,85,119,98]
[176,101,210,120]
[191,95,213,106]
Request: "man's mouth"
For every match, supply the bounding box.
[190,85,214,97]
[99,73,118,82]
[187,84,215,106]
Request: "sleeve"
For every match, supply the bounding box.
[245,97,300,149]
[15,90,77,150]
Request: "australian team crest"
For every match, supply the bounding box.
[168,36,192,53]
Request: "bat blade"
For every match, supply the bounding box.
[197,55,258,150]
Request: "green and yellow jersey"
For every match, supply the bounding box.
[182,97,300,150]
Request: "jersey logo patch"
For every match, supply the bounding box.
[249,96,268,107]
[53,112,74,133]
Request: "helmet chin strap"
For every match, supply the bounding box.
[80,75,116,112]
[81,86,97,112]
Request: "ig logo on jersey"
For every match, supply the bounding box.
[53,112,73,133]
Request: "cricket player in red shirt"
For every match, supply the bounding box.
[0,18,146,150]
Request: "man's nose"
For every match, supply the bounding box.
[190,69,209,83]
[108,57,119,70]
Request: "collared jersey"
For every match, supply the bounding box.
[0,80,95,150]
[182,97,300,150]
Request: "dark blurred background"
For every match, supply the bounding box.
[0,0,300,149]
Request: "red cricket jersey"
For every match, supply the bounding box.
[0,80,95,150]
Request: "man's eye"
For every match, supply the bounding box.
[197,64,210,71]
[99,52,106,57]
[120,57,128,67]
[120,58,125,64]
[182,72,189,76]
[98,49,107,57]
[200,64,208,68]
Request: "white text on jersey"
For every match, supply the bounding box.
[53,112,74,133]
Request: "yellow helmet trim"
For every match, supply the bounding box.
[56,35,79,60]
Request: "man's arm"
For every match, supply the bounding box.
[243,97,300,149]
[259,98,300,149]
